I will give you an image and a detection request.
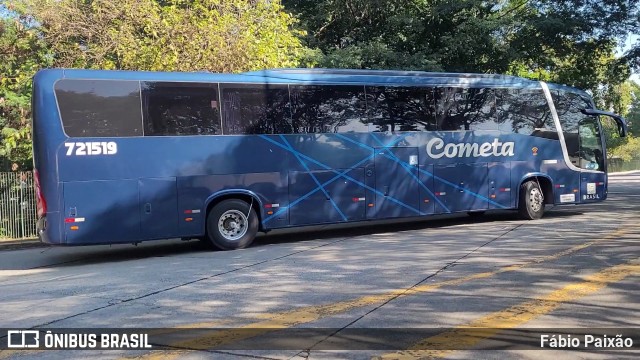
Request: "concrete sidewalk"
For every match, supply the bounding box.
[0,237,44,251]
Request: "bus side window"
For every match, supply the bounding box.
[366,86,436,132]
[496,88,556,136]
[435,87,497,131]
[55,79,143,137]
[142,82,221,136]
[220,84,291,135]
[290,85,367,134]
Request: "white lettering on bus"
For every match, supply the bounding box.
[64,142,117,156]
[426,138,515,159]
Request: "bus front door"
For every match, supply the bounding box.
[578,117,607,202]
[371,147,422,219]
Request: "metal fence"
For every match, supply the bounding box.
[0,172,38,239]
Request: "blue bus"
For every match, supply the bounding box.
[32,69,627,250]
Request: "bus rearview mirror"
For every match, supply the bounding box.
[581,108,628,137]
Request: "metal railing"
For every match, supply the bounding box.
[0,172,38,239]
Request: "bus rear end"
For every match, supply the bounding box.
[33,69,66,244]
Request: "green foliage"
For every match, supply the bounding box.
[610,136,640,162]
[597,81,640,162]
[0,13,52,165]
[624,81,640,136]
[16,0,307,72]
[0,0,308,164]
[284,0,640,90]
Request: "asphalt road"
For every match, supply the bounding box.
[0,173,639,359]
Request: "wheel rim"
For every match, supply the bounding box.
[217,210,248,241]
[529,187,543,212]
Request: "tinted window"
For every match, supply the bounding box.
[578,117,605,171]
[436,88,497,131]
[552,91,591,132]
[142,82,220,136]
[290,85,367,133]
[552,91,596,168]
[221,84,291,134]
[496,88,556,136]
[55,79,143,137]
[366,86,436,132]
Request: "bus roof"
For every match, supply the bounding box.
[34,68,589,96]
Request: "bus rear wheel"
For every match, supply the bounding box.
[206,199,258,250]
[518,180,545,220]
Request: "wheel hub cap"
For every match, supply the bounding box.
[530,188,543,212]
[218,210,248,241]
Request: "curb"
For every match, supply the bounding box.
[0,238,46,251]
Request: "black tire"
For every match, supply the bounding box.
[206,199,259,250]
[518,180,545,220]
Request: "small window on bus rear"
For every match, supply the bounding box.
[220,83,291,134]
[55,79,143,137]
[141,82,221,136]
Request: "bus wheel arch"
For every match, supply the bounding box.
[204,193,262,250]
[517,176,553,220]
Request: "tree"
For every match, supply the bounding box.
[15,0,307,72]
[0,0,309,164]
[624,81,640,136]
[284,0,640,90]
[610,135,640,161]
[0,14,51,166]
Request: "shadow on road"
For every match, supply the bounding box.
[0,206,590,270]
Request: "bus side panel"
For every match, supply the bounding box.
[177,172,289,235]
[288,168,366,226]
[488,162,511,209]
[139,178,178,240]
[434,163,489,213]
[579,171,606,203]
[371,147,421,219]
[63,180,141,244]
[418,164,436,215]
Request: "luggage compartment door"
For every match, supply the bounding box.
[139,178,178,240]
[63,180,140,244]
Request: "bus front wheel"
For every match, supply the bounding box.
[206,199,259,250]
[518,180,545,220]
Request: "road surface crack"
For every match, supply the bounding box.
[288,224,524,357]
[21,237,352,330]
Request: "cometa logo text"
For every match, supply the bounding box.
[427,138,515,159]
